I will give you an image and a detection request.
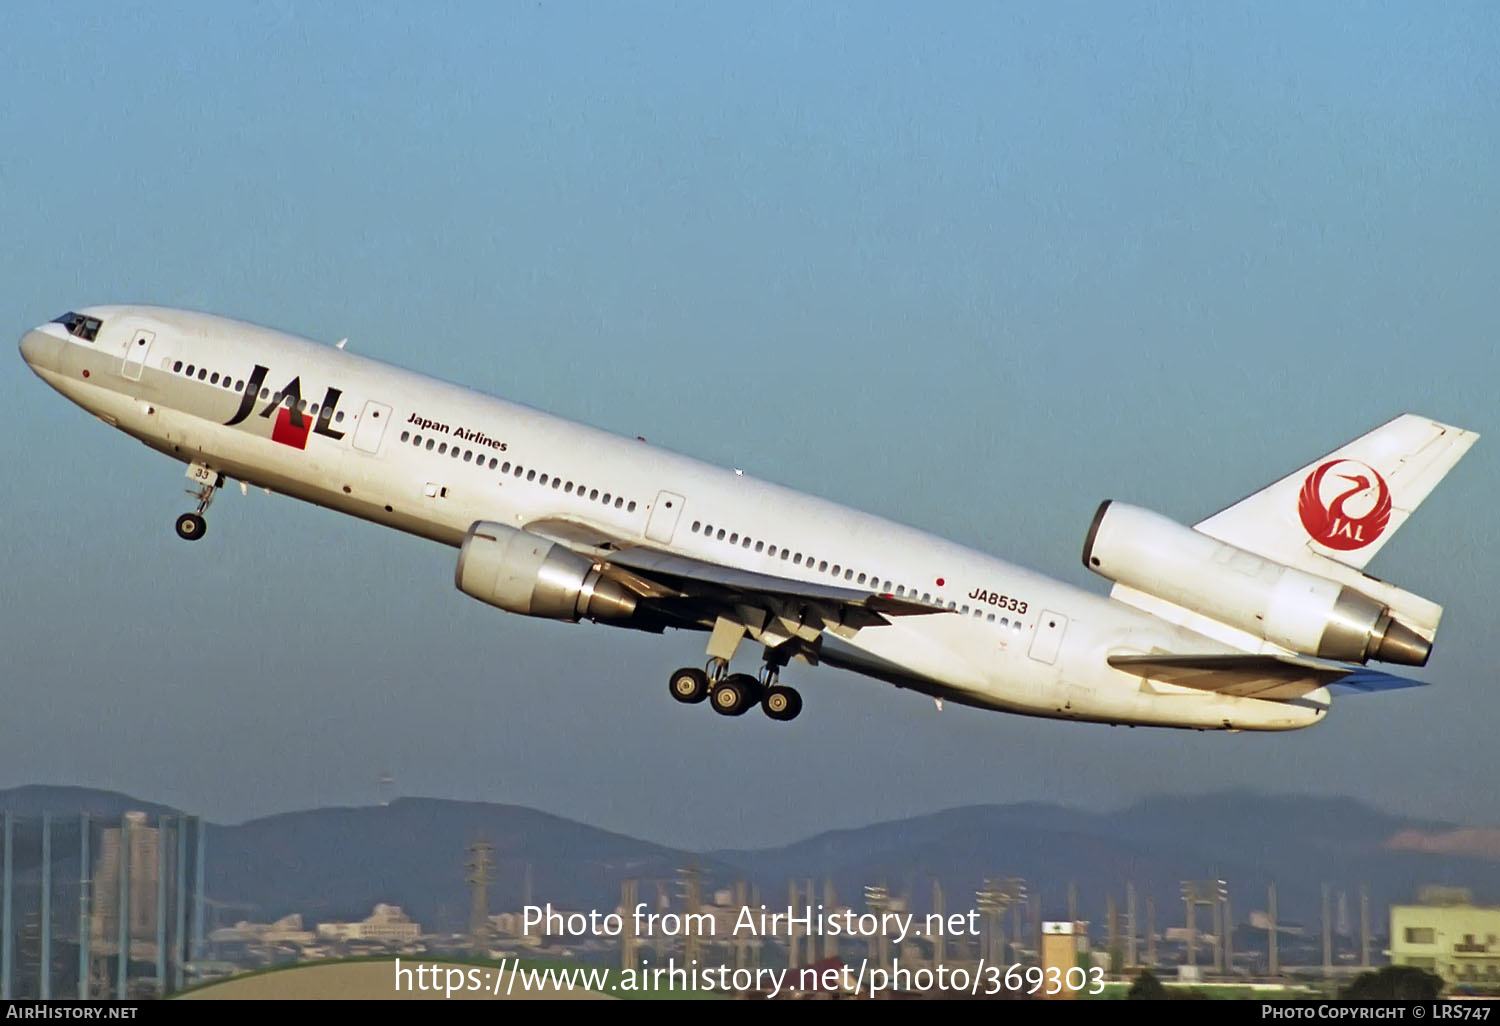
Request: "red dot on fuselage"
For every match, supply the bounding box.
[936,577,945,587]
[82,369,90,378]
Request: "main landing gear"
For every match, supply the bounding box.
[175,467,222,542]
[667,659,803,721]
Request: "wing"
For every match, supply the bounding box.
[1108,652,1427,702]
[524,516,951,642]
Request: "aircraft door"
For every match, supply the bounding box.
[645,491,685,544]
[351,400,393,453]
[1027,611,1069,665]
[122,329,155,382]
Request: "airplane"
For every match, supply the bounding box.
[18,306,1479,731]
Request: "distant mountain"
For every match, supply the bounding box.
[3,785,1497,933]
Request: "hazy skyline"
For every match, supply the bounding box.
[3,2,1497,850]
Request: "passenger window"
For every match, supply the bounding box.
[730,533,739,544]
[781,550,790,560]
[693,521,701,532]
[602,493,611,504]
[463,451,473,463]
[716,529,725,541]
[923,593,931,603]
[259,387,269,400]
[401,431,410,443]
[565,482,574,493]
[767,545,776,557]
[627,501,636,512]
[235,380,244,391]
[793,554,802,565]
[413,435,423,446]
[173,361,183,373]
[527,470,536,481]
[539,474,548,485]
[501,462,511,473]
[844,569,853,581]
[425,439,435,451]
[819,561,829,573]
[857,573,866,585]
[615,497,623,507]
[489,458,498,470]
[741,537,750,548]
[755,541,764,553]
[185,365,196,376]
[335,411,344,422]
[555,480,563,490]
[439,443,449,455]
[210,372,219,384]
[515,466,524,477]
[590,489,600,501]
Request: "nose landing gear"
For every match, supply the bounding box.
[175,465,222,542]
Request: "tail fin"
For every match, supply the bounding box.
[1194,413,1478,572]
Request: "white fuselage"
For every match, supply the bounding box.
[18,305,1326,731]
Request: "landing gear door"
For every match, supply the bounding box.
[645,491,685,545]
[351,400,393,454]
[122,329,155,382]
[1027,611,1069,665]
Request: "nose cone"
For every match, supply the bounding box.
[19,329,54,373]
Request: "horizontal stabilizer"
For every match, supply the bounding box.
[1108,652,1427,702]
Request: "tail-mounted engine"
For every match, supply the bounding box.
[456,521,638,624]
[1083,502,1430,666]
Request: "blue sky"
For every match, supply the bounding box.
[2,1,1497,849]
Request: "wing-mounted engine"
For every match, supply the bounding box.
[456,521,639,623]
[1082,502,1431,666]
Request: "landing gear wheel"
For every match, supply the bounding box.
[174,513,207,541]
[762,686,803,721]
[709,674,759,717]
[668,667,709,704]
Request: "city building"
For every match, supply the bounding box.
[1388,889,1500,987]
[208,914,317,948]
[90,812,162,950]
[316,904,422,945]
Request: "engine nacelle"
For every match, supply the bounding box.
[1083,501,1430,666]
[455,521,638,623]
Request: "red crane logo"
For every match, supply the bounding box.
[1297,459,1392,551]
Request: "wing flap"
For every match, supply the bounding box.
[1108,652,1427,701]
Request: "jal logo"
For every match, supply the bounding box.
[222,364,346,450]
[1297,459,1392,551]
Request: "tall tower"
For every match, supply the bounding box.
[465,837,494,956]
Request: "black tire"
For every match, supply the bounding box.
[762,686,803,721]
[174,513,206,541]
[710,674,758,717]
[668,667,709,704]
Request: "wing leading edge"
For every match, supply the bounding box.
[523,516,952,629]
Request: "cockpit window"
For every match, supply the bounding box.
[50,312,103,342]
